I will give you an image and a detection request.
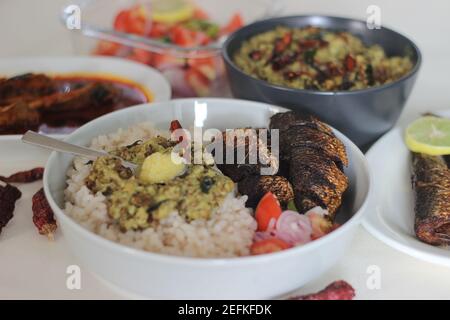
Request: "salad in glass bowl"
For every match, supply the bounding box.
[64,0,280,97]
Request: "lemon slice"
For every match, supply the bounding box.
[405,116,450,155]
[151,0,194,23]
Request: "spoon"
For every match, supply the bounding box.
[22,131,138,173]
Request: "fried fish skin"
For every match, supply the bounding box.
[290,147,348,216]
[281,125,348,168]
[270,111,334,136]
[271,111,348,168]
[269,111,349,216]
[412,152,450,246]
[216,128,279,182]
[291,147,348,196]
[238,175,294,208]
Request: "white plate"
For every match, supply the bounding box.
[0,56,171,136]
[363,126,450,267]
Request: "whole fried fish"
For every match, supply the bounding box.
[412,153,450,246]
[270,111,349,217]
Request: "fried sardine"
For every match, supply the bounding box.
[412,153,450,246]
[270,111,349,217]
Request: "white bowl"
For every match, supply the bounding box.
[0,56,171,137]
[43,98,371,299]
[0,56,171,103]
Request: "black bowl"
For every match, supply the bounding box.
[222,15,421,148]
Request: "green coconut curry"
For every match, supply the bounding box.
[85,136,234,231]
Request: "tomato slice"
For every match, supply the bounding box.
[113,5,151,35]
[151,52,184,70]
[255,192,282,231]
[127,48,153,65]
[113,10,130,33]
[250,238,291,255]
[93,40,124,56]
[148,22,170,38]
[172,28,211,47]
[129,5,152,35]
[187,56,215,67]
[171,25,196,47]
[220,13,243,35]
[193,31,211,46]
[185,68,211,96]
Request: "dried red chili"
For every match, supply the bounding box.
[271,54,297,71]
[169,120,182,132]
[249,50,262,61]
[274,38,287,54]
[282,32,293,46]
[283,71,300,81]
[344,54,356,72]
[326,62,344,77]
[298,39,327,50]
[169,119,189,144]
[32,188,57,239]
[289,280,355,300]
[0,182,22,234]
[299,39,319,49]
[0,167,44,183]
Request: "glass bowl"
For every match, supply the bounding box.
[62,0,281,97]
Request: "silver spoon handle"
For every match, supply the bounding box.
[22,131,108,160]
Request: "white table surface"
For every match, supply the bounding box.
[1,0,450,299]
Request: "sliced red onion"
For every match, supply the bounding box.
[275,210,312,246]
[162,67,196,97]
[253,230,276,242]
[305,207,333,239]
[253,218,278,242]
[155,58,184,71]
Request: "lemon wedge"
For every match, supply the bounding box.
[151,0,194,24]
[405,116,450,155]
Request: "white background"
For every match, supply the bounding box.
[0,0,450,299]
